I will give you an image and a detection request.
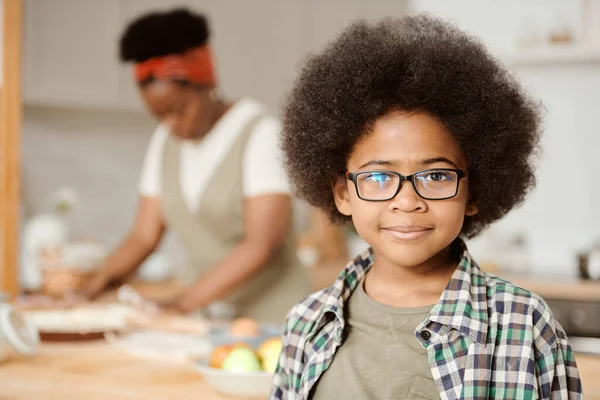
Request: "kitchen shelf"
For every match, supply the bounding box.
[508,45,600,67]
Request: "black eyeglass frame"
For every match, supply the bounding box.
[346,168,468,201]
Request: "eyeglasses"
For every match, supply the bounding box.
[346,168,468,201]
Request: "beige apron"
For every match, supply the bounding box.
[160,113,308,323]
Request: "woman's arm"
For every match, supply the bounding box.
[84,195,166,298]
[170,193,292,313]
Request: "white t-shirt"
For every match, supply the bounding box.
[138,98,290,212]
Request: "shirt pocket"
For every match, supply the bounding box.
[406,375,441,400]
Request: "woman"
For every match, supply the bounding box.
[84,8,308,322]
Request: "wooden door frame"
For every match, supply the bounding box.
[1,0,23,297]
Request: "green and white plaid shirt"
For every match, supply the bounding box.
[271,242,582,399]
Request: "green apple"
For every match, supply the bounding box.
[221,347,262,373]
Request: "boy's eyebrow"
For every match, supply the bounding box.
[358,157,459,169]
[418,157,459,168]
[358,160,393,169]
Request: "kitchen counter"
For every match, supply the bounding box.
[310,258,600,302]
[0,341,264,400]
[499,274,600,302]
[1,281,265,400]
[577,353,600,398]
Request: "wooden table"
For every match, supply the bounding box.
[0,341,265,400]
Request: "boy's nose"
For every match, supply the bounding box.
[388,180,425,212]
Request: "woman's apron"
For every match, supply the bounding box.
[160,113,308,323]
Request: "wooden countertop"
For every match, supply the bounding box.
[575,353,600,398]
[310,259,600,302]
[0,341,264,400]
[498,274,600,302]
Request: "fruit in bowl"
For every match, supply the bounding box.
[198,338,283,397]
[209,344,234,369]
[222,347,262,373]
[209,342,252,368]
[207,337,282,373]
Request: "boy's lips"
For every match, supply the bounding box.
[380,225,434,240]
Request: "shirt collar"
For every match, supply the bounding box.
[427,243,489,346]
[313,239,489,346]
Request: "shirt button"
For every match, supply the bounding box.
[419,330,431,341]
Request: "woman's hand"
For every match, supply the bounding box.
[157,296,188,315]
[81,272,112,299]
[82,196,167,300]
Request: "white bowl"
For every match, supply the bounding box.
[196,361,273,397]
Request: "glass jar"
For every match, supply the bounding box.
[0,299,40,362]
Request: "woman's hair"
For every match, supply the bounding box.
[282,15,542,238]
[120,8,210,63]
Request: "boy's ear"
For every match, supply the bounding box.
[465,195,479,217]
[333,176,352,217]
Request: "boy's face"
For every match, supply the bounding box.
[333,111,478,269]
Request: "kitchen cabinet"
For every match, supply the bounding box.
[22,0,408,111]
[22,0,314,111]
[23,0,121,108]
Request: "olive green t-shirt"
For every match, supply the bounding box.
[311,278,440,400]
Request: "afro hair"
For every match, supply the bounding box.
[282,15,542,238]
[120,8,210,63]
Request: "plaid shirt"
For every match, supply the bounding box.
[271,242,582,400]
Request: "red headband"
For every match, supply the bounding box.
[134,45,215,85]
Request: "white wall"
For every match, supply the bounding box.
[411,0,590,55]
[22,106,153,244]
[411,0,600,276]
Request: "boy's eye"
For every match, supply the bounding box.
[421,171,454,182]
[364,172,392,183]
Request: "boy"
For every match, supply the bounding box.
[272,15,582,400]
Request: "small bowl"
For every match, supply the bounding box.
[200,324,283,397]
[196,360,273,397]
